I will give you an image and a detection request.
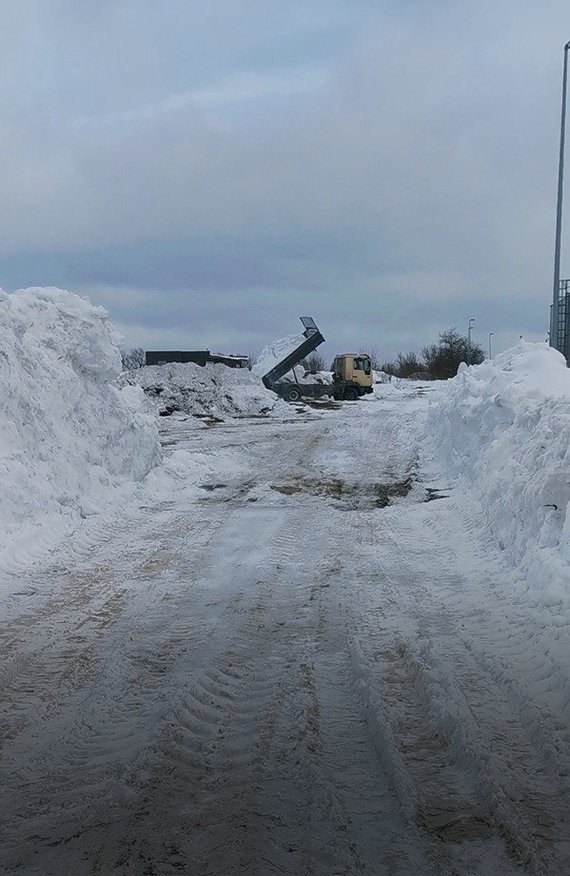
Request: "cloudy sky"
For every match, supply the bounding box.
[1,0,569,362]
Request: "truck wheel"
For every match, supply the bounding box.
[344,386,359,401]
[285,386,302,402]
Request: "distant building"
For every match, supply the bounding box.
[145,350,249,368]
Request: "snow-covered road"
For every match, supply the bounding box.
[1,390,568,875]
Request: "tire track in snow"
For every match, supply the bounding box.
[0,502,230,874]
[78,507,316,875]
[344,494,570,876]
[0,503,188,699]
[82,489,429,875]
[305,570,433,875]
[4,403,562,875]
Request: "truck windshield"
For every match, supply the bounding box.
[354,357,371,374]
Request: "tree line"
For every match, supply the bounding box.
[377,327,484,379]
[122,327,485,381]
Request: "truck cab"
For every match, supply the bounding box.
[332,354,373,399]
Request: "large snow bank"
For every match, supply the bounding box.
[0,287,159,572]
[120,361,289,418]
[426,341,570,599]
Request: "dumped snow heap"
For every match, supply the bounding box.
[251,331,333,387]
[251,332,306,379]
[120,361,288,418]
[426,341,570,597]
[0,287,159,571]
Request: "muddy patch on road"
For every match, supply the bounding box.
[418,808,495,842]
[417,807,527,866]
[424,487,449,502]
[302,398,342,411]
[270,475,413,510]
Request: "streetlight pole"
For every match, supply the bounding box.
[467,318,475,364]
[552,40,570,351]
[488,331,494,359]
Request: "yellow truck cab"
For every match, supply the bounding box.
[332,354,373,400]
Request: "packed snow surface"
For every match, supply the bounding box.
[0,292,568,875]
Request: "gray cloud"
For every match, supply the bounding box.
[0,0,568,360]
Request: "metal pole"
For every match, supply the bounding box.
[467,318,475,364]
[552,41,570,350]
[488,331,494,359]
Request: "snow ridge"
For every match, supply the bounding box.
[425,341,570,602]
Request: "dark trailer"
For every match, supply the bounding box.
[145,351,248,368]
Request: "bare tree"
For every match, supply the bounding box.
[396,351,426,378]
[121,347,146,370]
[368,348,383,371]
[302,351,326,373]
[422,328,484,379]
[370,327,485,381]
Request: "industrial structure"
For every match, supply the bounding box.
[145,350,249,368]
[550,41,570,364]
[552,280,570,361]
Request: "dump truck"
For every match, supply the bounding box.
[261,317,373,403]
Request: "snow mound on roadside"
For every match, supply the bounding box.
[373,369,392,384]
[368,371,435,400]
[426,341,570,598]
[120,361,289,418]
[0,287,160,572]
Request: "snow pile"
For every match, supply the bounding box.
[121,361,288,418]
[373,369,392,385]
[426,341,570,597]
[295,370,333,385]
[366,372,433,401]
[0,287,160,571]
[251,332,306,379]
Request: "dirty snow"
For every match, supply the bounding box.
[0,290,569,875]
[120,360,288,418]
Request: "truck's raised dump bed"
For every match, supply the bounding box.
[261,317,325,392]
[261,317,372,403]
